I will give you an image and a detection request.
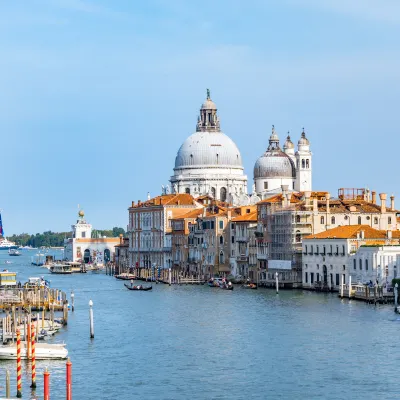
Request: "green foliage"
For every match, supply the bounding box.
[9,227,126,247]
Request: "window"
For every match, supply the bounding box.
[306,159,310,168]
[293,182,295,189]
[305,272,308,283]
[219,251,224,264]
[311,273,314,284]
[219,221,224,230]
[81,232,86,238]
[358,216,362,224]
[374,217,378,224]
[264,182,268,190]
[320,216,325,224]
[317,264,320,270]
[336,274,340,286]
[296,231,301,243]
[220,187,227,202]
[219,236,224,245]
[342,245,345,255]
[316,273,320,282]
[365,259,368,271]
[211,187,216,199]
[296,215,301,223]
[359,259,362,270]
[231,236,235,244]
[343,265,346,271]
[353,259,356,270]
[185,188,190,194]
[316,245,319,255]
[336,245,339,255]
[331,216,335,224]
[389,217,392,224]
[310,245,313,254]
[302,159,305,168]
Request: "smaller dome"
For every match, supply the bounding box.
[298,129,309,146]
[201,98,217,110]
[283,134,294,150]
[254,151,296,179]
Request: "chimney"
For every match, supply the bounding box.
[326,193,331,214]
[131,201,135,207]
[387,230,393,239]
[379,193,387,213]
[227,209,232,220]
[119,234,123,245]
[203,207,207,217]
[281,185,289,207]
[391,195,395,210]
[371,191,376,204]
[356,231,360,239]
[147,192,151,201]
[313,198,318,214]
[138,200,142,206]
[360,230,364,239]
[305,191,311,208]
[365,189,370,202]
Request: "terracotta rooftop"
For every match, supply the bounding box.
[131,194,199,208]
[232,211,258,222]
[172,208,204,220]
[305,225,400,240]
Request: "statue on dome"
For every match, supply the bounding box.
[174,184,179,194]
[252,184,256,195]
[161,185,166,195]
[165,185,171,195]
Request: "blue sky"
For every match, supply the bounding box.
[2,0,400,235]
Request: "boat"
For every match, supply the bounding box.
[4,261,12,265]
[49,264,72,274]
[115,273,137,280]
[0,342,68,360]
[23,277,50,289]
[8,249,21,256]
[64,261,87,273]
[0,271,17,288]
[242,283,258,289]
[220,284,234,290]
[124,284,152,291]
[31,253,45,266]
[208,278,223,287]
[0,213,18,250]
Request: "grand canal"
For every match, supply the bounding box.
[0,250,399,399]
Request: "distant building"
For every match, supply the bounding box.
[64,211,120,264]
[302,225,400,290]
[114,235,129,275]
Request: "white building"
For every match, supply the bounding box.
[254,127,312,198]
[302,225,400,290]
[64,211,120,264]
[170,89,248,202]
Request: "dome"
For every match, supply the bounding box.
[174,131,243,169]
[298,129,309,146]
[283,134,294,150]
[201,98,217,110]
[254,149,296,179]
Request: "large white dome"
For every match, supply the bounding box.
[174,131,243,170]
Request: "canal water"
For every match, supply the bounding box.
[0,250,399,399]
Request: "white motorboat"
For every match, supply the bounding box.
[0,342,68,360]
[49,263,72,274]
[8,249,21,256]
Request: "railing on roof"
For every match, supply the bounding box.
[338,188,365,201]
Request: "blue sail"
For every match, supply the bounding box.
[0,212,3,238]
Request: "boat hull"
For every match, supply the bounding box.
[124,284,152,291]
[0,342,68,360]
[0,246,18,250]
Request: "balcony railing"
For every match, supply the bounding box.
[237,255,249,262]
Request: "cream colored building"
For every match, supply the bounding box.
[64,211,120,264]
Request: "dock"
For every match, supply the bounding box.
[339,284,394,304]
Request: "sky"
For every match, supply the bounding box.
[1,0,400,235]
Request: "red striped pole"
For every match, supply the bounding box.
[30,323,36,388]
[16,329,22,398]
[27,320,31,360]
[66,358,72,400]
[44,367,50,400]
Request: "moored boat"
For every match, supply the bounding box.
[8,249,21,256]
[115,273,136,280]
[49,264,72,274]
[242,283,258,290]
[0,342,68,360]
[124,284,152,291]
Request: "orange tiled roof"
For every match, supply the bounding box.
[232,211,257,222]
[305,225,400,240]
[172,208,204,220]
[131,194,199,208]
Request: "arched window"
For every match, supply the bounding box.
[295,230,301,243]
[331,216,335,224]
[306,159,309,168]
[358,216,362,224]
[320,216,325,224]
[359,259,362,270]
[302,159,305,168]
[185,188,190,194]
[219,236,224,245]
[374,217,378,224]
[216,154,219,164]
[211,187,216,198]
[219,251,224,264]
[220,187,227,202]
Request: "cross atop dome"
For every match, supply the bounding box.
[196,89,220,132]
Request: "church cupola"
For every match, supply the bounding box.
[283,132,294,153]
[196,89,220,132]
[267,125,281,150]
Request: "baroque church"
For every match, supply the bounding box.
[167,90,312,205]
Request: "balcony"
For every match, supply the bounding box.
[237,255,249,262]
[236,237,249,243]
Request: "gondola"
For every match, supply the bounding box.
[242,284,258,290]
[220,284,234,290]
[124,284,152,291]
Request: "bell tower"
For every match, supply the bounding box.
[295,129,312,192]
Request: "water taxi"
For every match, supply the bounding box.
[0,342,68,360]
[0,271,17,287]
[49,264,72,274]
